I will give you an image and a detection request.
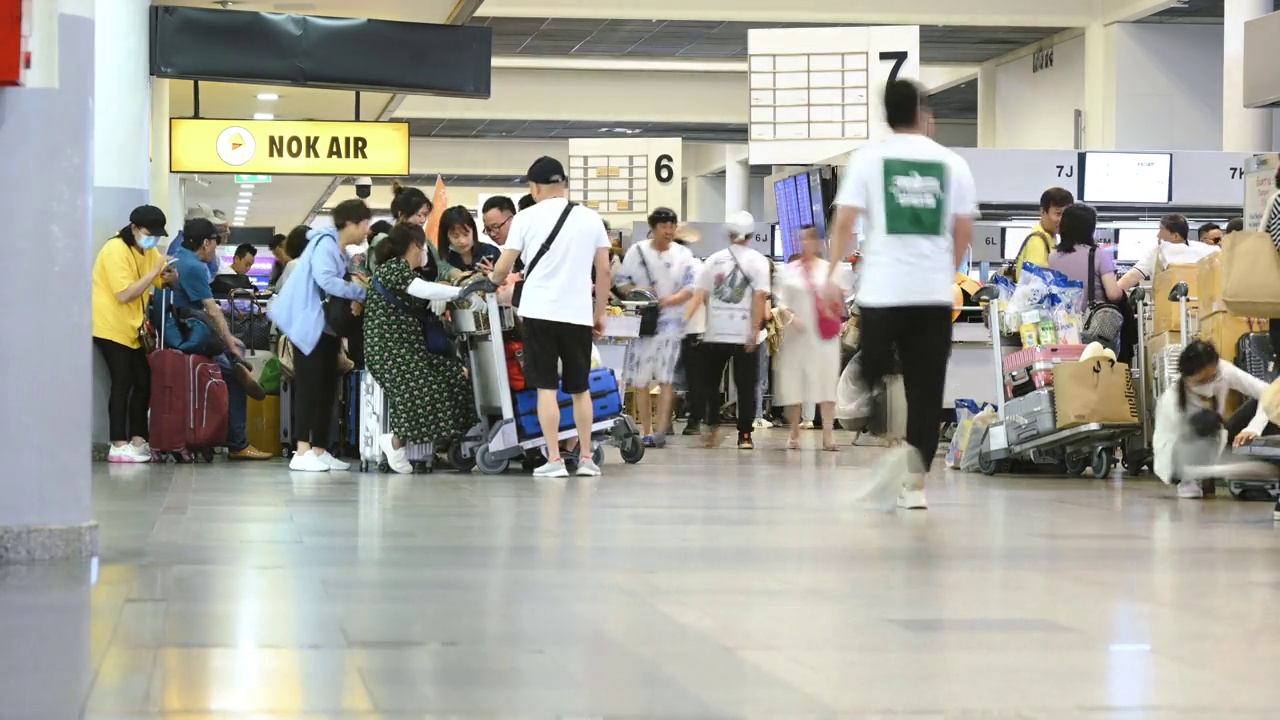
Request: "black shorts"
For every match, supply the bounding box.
[521,317,594,394]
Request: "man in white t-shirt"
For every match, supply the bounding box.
[489,156,613,479]
[828,79,978,511]
[685,211,772,450]
[1118,214,1205,291]
[615,207,697,447]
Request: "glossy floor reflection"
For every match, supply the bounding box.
[9,430,1280,718]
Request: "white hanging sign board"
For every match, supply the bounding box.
[747,26,920,166]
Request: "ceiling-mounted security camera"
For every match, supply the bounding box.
[354,177,373,199]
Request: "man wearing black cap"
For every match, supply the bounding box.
[169,217,272,461]
[489,156,613,478]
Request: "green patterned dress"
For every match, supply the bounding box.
[365,257,478,444]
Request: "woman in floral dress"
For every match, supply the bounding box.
[365,223,478,473]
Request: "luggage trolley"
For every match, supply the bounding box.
[971,286,1140,478]
[448,278,646,474]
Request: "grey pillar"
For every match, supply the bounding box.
[0,7,98,560]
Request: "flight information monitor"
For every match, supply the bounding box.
[1080,152,1173,204]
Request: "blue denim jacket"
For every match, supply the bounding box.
[267,228,367,355]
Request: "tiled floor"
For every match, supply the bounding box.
[6,430,1280,719]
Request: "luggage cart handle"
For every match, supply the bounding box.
[457,276,499,303]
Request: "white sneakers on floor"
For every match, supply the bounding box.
[1177,479,1205,499]
[858,445,928,511]
[107,443,151,463]
[753,417,774,430]
[534,459,570,479]
[379,434,414,475]
[532,457,603,479]
[289,451,330,473]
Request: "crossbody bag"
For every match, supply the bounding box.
[372,277,452,355]
[1081,246,1124,353]
[511,202,577,309]
[632,244,666,337]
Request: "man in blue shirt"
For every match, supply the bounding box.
[168,204,228,281]
[171,218,271,461]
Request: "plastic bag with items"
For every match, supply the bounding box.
[946,399,993,468]
[999,262,1084,336]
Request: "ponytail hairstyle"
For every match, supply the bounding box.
[389,181,432,223]
[373,222,427,267]
[1176,340,1220,413]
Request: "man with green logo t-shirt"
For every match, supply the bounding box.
[827,79,978,511]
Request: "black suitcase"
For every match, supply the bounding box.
[1235,331,1276,382]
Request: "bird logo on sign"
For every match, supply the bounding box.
[216,126,256,167]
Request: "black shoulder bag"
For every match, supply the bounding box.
[1081,246,1124,353]
[512,202,576,309]
[632,245,662,337]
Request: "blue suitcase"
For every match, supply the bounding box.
[513,368,622,439]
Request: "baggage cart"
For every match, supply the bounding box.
[448,278,646,475]
[972,286,1140,478]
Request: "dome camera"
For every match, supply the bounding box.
[354,176,373,199]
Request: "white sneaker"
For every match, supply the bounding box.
[134,442,152,457]
[577,459,602,477]
[753,417,773,429]
[289,451,330,473]
[898,484,929,510]
[1177,480,1204,499]
[800,421,815,430]
[318,451,351,471]
[855,445,911,512]
[533,459,570,478]
[379,434,413,475]
[108,444,148,464]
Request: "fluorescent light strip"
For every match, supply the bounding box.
[256,93,279,101]
[239,192,253,197]
[253,113,274,120]
[240,184,255,189]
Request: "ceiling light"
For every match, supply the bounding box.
[233,221,246,227]
[253,113,274,120]
[237,199,251,206]
[239,191,253,197]
[240,184,255,189]
[234,207,248,213]
[598,127,641,135]
[256,93,279,101]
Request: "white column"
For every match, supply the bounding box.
[977,62,997,147]
[1083,22,1118,150]
[150,77,173,221]
[1224,0,1272,152]
[724,147,750,218]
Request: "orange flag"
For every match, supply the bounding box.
[425,175,448,249]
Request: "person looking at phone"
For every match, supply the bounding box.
[92,205,179,463]
[169,217,271,461]
[440,205,501,275]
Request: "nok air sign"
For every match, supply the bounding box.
[170,119,410,176]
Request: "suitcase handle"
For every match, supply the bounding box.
[228,288,258,357]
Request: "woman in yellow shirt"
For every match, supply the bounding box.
[92,205,176,463]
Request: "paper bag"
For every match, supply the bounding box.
[1222,230,1280,317]
[1052,360,1140,429]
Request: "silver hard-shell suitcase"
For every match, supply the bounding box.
[357,370,434,473]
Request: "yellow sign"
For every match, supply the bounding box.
[170,119,410,176]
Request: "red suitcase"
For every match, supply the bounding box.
[149,292,229,462]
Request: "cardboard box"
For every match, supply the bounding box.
[1196,253,1225,317]
[1152,265,1199,334]
[1199,312,1268,364]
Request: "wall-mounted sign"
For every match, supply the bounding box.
[171,119,410,176]
[234,174,272,184]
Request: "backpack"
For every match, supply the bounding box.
[1001,229,1053,280]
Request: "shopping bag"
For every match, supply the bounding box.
[1052,359,1139,429]
[1222,230,1280,317]
[835,356,873,424]
[260,356,282,396]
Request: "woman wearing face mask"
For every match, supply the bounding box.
[368,182,461,283]
[92,205,178,463]
[440,205,501,274]
[1153,340,1277,498]
[365,223,479,473]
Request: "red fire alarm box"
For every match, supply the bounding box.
[1,0,30,87]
